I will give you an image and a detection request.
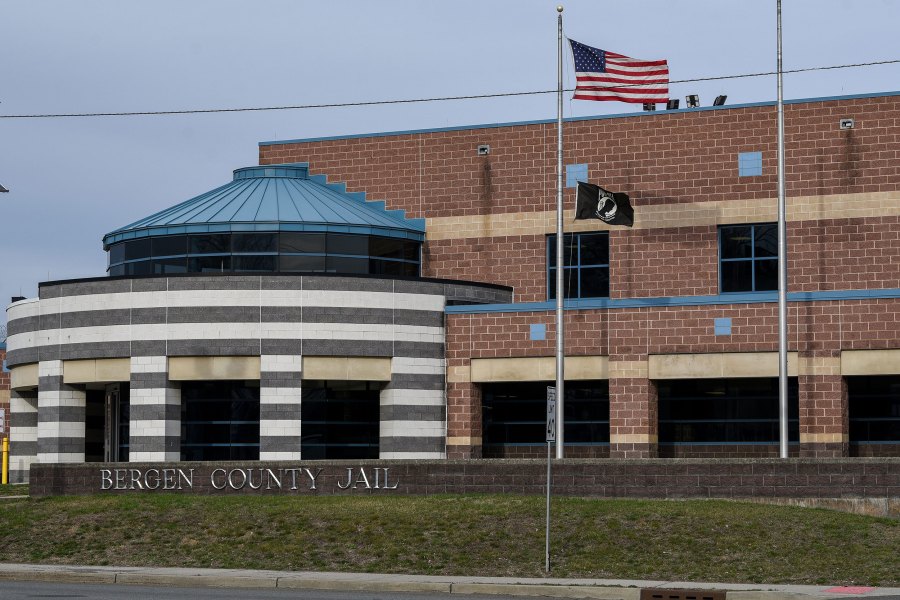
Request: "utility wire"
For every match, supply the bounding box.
[1,59,897,120]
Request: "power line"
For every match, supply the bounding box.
[1,59,898,120]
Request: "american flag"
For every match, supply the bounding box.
[569,39,669,104]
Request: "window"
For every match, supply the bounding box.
[658,378,799,444]
[301,381,381,459]
[124,238,151,261]
[181,381,260,461]
[151,235,187,258]
[108,231,421,277]
[848,376,900,444]
[719,224,778,293]
[482,381,609,446]
[547,232,609,300]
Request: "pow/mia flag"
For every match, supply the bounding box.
[575,181,634,227]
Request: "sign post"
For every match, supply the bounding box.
[545,386,556,572]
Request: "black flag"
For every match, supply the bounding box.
[575,181,634,227]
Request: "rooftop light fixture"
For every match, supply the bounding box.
[713,95,728,106]
[666,99,680,110]
[686,94,700,108]
[0,183,8,193]
[642,103,656,111]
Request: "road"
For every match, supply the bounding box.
[0,580,529,600]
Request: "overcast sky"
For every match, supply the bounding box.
[2,0,899,327]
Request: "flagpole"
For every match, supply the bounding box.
[555,5,565,459]
[776,0,789,459]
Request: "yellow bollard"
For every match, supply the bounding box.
[2,437,8,485]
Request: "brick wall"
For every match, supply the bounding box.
[29,459,900,499]
[261,96,900,217]
[262,95,900,299]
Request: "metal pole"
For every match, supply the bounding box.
[2,437,8,485]
[545,440,551,572]
[555,5,565,459]
[776,0,789,458]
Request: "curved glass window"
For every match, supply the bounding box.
[107,232,421,277]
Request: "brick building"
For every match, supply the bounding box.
[258,90,900,461]
[5,90,899,483]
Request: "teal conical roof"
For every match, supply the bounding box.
[103,164,425,248]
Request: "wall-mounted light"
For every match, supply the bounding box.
[713,95,728,106]
[686,94,700,108]
[477,144,490,156]
[839,118,855,130]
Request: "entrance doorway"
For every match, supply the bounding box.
[104,383,130,462]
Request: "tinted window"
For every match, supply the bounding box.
[152,258,187,274]
[326,257,368,274]
[233,255,276,272]
[109,243,125,264]
[369,237,405,259]
[658,378,799,444]
[482,381,609,446]
[720,226,752,259]
[232,233,277,253]
[719,224,779,293]
[126,260,152,276]
[189,234,230,254]
[848,376,900,443]
[327,234,368,256]
[280,232,326,254]
[151,235,187,257]
[301,380,380,460]
[547,232,609,299]
[280,255,326,272]
[124,238,151,261]
[189,256,231,272]
[181,381,260,462]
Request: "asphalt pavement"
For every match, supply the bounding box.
[0,564,898,600]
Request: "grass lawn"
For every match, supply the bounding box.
[0,484,28,497]
[0,494,895,585]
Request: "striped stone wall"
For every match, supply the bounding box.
[9,389,37,483]
[380,357,447,459]
[259,354,303,460]
[36,360,86,464]
[5,274,510,477]
[130,356,180,462]
[5,276,507,368]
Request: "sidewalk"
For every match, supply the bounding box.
[0,564,897,599]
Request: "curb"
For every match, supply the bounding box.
[116,573,277,589]
[451,583,640,598]
[277,578,452,593]
[0,570,117,585]
[0,567,894,599]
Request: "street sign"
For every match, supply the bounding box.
[546,386,556,442]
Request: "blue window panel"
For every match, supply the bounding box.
[530,324,547,341]
[566,163,588,188]
[714,318,732,336]
[738,151,763,177]
[1,359,8,373]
